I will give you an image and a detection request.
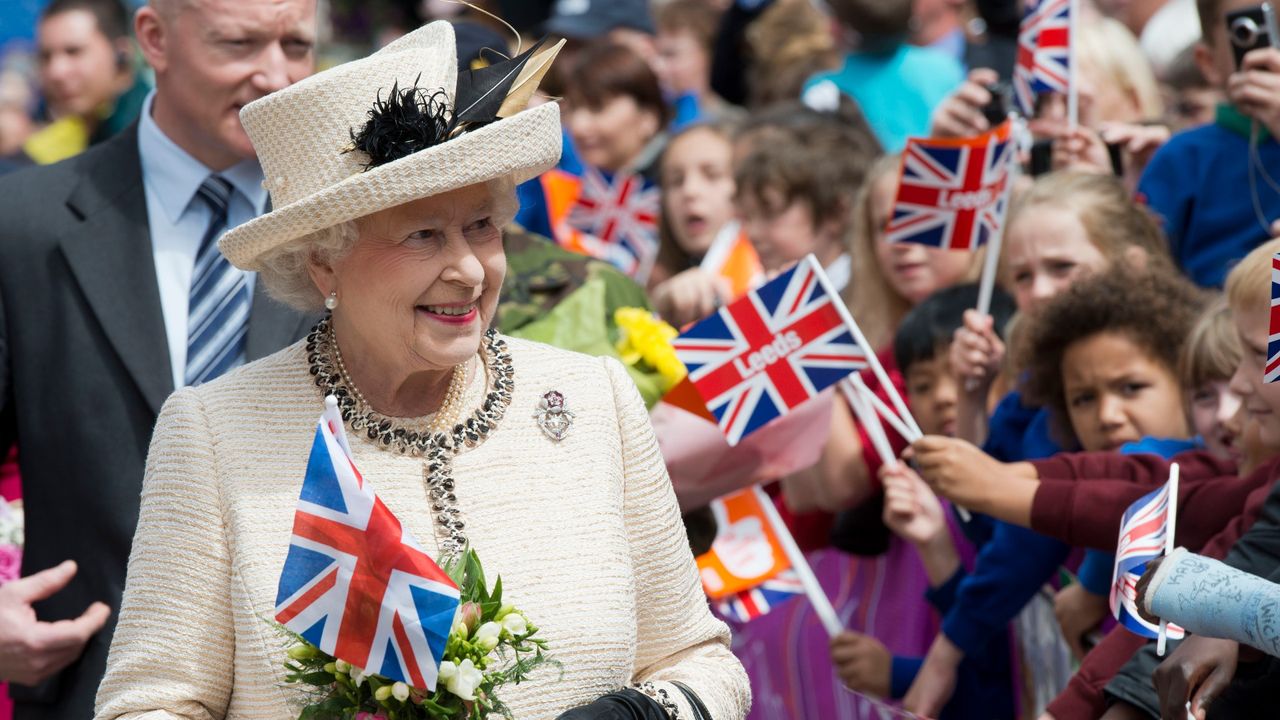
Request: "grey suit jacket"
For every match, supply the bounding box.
[0,127,314,719]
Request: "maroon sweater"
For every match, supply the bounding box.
[1026,451,1280,719]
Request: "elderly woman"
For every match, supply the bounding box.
[94,22,749,720]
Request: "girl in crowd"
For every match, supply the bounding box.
[908,172,1174,718]
[648,121,762,327]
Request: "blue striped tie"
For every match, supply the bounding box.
[185,175,250,386]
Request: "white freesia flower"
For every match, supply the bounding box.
[445,658,483,701]
[392,681,410,702]
[350,666,368,687]
[474,621,501,651]
[334,659,352,674]
[438,660,458,681]
[501,612,527,637]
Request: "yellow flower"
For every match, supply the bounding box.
[614,308,687,391]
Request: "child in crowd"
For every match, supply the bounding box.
[803,0,964,152]
[1053,297,1244,664]
[653,0,739,127]
[911,172,1176,718]
[1136,0,1280,286]
[909,267,1206,719]
[1161,44,1224,131]
[913,241,1280,717]
[831,283,1018,719]
[649,121,761,327]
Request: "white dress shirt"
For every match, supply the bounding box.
[137,92,266,390]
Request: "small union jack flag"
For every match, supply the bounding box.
[715,569,804,622]
[1110,477,1185,640]
[672,255,868,446]
[1267,252,1280,383]
[886,120,1015,251]
[1014,0,1072,116]
[565,167,660,282]
[274,399,460,690]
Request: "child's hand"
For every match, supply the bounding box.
[1053,583,1109,660]
[904,633,963,717]
[1230,48,1280,139]
[829,631,892,698]
[650,268,730,328]
[881,463,946,547]
[949,309,1005,394]
[930,68,1000,139]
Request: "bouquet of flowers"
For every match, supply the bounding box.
[277,549,555,720]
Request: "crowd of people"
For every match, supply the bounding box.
[0,0,1278,718]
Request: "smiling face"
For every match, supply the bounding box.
[137,0,317,170]
[314,183,513,380]
[868,171,972,305]
[566,93,661,174]
[661,126,735,257]
[1061,331,1190,452]
[1190,379,1243,462]
[1005,205,1110,314]
[1228,302,1280,448]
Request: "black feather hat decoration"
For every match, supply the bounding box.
[346,77,452,170]
[344,37,564,172]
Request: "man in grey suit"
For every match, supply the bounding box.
[0,0,319,716]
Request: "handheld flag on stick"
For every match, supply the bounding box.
[1266,252,1280,383]
[672,255,869,446]
[699,221,764,299]
[1110,462,1185,650]
[274,397,461,690]
[886,120,1016,252]
[563,167,660,283]
[1013,0,1074,121]
[697,486,843,635]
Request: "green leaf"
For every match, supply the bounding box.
[490,575,503,606]
[299,671,336,686]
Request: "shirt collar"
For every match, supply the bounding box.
[137,91,268,223]
[1216,103,1271,141]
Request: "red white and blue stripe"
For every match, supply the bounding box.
[566,167,660,282]
[715,569,804,622]
[274,400,460,690]
[1267,252,1280,383]
[672,255,868,446]
[1013,0,1072,116]
[1110,483,1185,639]
[885,120,1015,251]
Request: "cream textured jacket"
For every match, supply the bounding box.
[95,336,750,720]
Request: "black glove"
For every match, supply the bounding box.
[556,688,670,720]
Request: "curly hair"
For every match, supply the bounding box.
[1019,267,1207,447]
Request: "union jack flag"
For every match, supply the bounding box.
[715,569,804,622]
[1110,477,1185,640]
[672,255,868,446]
[886,120,1015,251]
[565,167,660,282]
[274,399,460,690]
[1014,0,1072,116]
[1267,252,1280,383]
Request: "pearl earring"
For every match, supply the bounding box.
[325,291,338,310]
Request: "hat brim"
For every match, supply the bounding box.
[220,101,562,271]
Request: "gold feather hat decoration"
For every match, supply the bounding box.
[219,21,564,271]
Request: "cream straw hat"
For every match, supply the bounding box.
[219,21,562,271]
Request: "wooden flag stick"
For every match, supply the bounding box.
[850,377,917,444]
[808,255,924,441]
[840,377,898,470]
[1157,462,1181,656]
[751,484,844,637]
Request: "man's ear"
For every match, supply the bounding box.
[1194,41,1224,89]
[133,5,169,74]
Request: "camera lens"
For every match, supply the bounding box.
[1232,16,1260,47]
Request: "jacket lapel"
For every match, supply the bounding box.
[58,128,174,415]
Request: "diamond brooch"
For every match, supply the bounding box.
[534,390,573,441]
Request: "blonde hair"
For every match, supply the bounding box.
[1003,172,1171,284]
[1077,15,1165,121]
[1225,237,1280,314]
[1179,295,1241,390]
[846,154,984,350]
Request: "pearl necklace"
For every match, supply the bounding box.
[306,316,514,556]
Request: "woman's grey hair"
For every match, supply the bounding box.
[256,176,519,312]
